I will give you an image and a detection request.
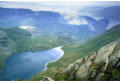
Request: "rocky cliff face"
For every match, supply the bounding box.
[45,39,120,81]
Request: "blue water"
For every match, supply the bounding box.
[0,47,63,81]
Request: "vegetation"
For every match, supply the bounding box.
[0,26,78,71]
[0,27,66,71]
[54,73,68,81]
[3,27,61,52]
[29,25,120,80]
[0,25,120,81]
[90,63,100,70]
[100,66,120,81]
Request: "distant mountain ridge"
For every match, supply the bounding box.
[0,6,120,81]
[1,6,120,41]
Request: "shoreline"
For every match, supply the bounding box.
[1,46,64,81]
[43,46,64,72]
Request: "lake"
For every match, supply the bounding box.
[0,46,64,81]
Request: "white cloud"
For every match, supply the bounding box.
[61,13,79,20]
[68,18,88,25]
[92,16,104,21]
[61,12,96,31]
[68,19,80,25]
[67,17,96,31]
[0,1,119,31]
[88,23,96,31]
[106,20,120,30]
[19,25,34,30]
[0,1,120,14]
[61,12,88,25]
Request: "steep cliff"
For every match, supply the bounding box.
[44,39,120,81]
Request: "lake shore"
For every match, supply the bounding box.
[43,46,64,71]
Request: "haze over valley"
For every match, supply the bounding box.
[0,1,120,81]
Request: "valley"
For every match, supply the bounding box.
[0,2,120,81]
[29,25,120,80]
[0,27,67,71]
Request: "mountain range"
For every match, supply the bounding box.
[1,6,120,41]
[29,24,120,81]
[0,5,120,81]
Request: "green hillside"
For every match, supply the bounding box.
[0,26,77,71]
[29,25,120,80]
[0,27,63,71]
[3,27,61,52]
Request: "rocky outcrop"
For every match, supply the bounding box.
[52,40,120,81]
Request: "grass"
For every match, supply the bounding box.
[90,63,100,70]
[0,27,64,71]
[28,25,120,80]
[0,25,120,81]
[0,27,77,72]
[100,65,120,81]
[3,27,61,52]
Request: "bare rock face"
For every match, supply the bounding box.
[53,40,120,81]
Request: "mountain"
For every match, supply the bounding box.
[0,7,115,41]
[96,6,120,20]
[79,6,120,30]
[0,28,16,70]
[41,25,120,81]
[0,6,120,81]
[29,24,120,80]
[82,16,109,33]
[93,6,120,30]
[50,39,120,81]
[0,27,67,71]
[0,26,83,71]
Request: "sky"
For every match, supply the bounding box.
[0,1,120,14]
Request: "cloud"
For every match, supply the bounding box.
[88,23,96,31]
[68,19,80,25]
[0,1,120,31]
[106,20,120,30]
[61,12,97,31]
[92,16,104,21]
[19,25,34,30]
[60,12,97,31]
[62,11,90,25]
[60,12,88,25]
[68,18,88,25]
[0,1,120,14]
